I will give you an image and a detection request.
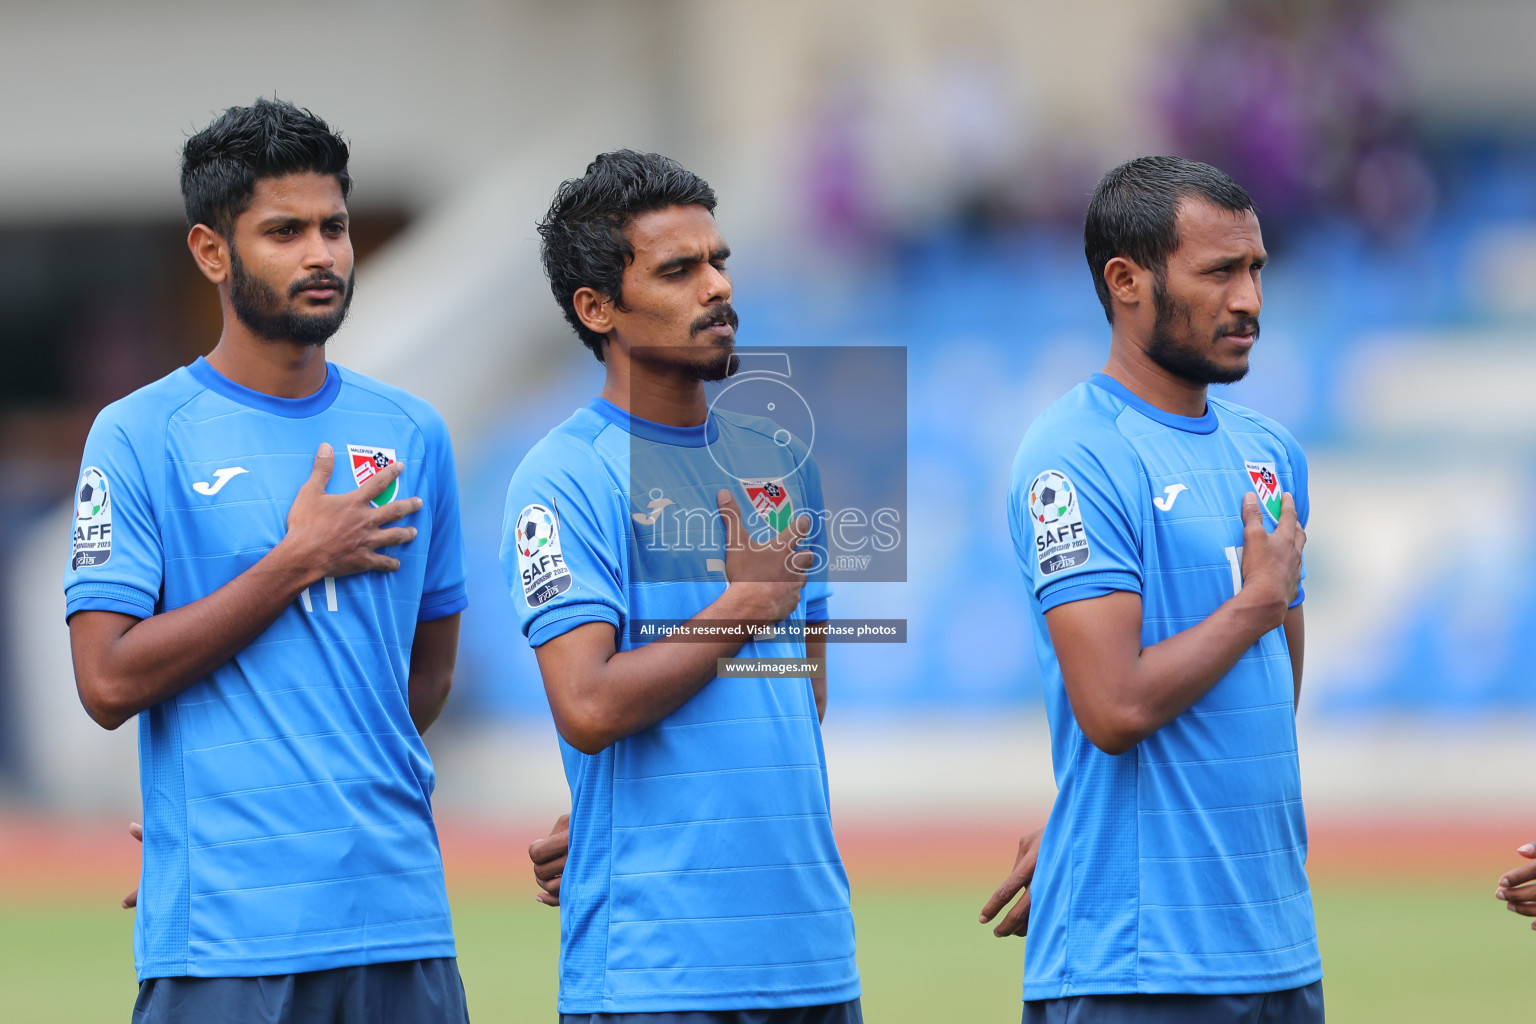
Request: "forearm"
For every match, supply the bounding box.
[543,587,772,753]
[1056,588,1284,755]
[408,614,460,734]
[1122,593,1277,737]
[72,543,317,728]
[1283,604,1305,709]
[807,626,827,722]
[409,673,452,734]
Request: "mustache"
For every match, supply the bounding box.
[1218,316,1260,341]
[289,272,348,298]
[690,302,739,335]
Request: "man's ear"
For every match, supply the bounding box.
[187,224,231,285]
[1102,255,1149,315]
[572,286,615,338]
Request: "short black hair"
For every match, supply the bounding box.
[180,98,351,238]
[537,150,717,362]
[1084,156,1255,323]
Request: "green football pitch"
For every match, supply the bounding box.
[2,881,1529,1023]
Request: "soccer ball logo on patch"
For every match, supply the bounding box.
[516,505,558,558]
[515,502,572,608]
[77,468,109,521]
[1030,470,1075,525]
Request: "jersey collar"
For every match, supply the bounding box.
[587,396,718,447]
[1088,372,1219,434]
[188,356,342,418]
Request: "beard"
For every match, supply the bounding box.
[229,245,354,347]
[632,302,740,381]
[1145,279,1257,386]
[684,344,738,382]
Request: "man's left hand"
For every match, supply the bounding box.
[530,813,569,907]
[980,828,1043,937]
[122,822,142,909]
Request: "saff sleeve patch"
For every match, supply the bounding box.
[72,466,113,570]
[1029,469,1089,577]
[515,502,573,607]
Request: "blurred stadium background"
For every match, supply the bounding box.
[3,0,1535,1020]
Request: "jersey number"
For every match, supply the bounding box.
[1223,546,1243,597]
[299,576,338,613]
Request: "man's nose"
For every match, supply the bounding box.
[702,263,731,304]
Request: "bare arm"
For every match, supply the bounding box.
[409,613,460,734]
[535,491,813,755]
[1284,603,1304,709]
[69,445,420,729]
[1046,492,1306,756]
[807,623,827,722]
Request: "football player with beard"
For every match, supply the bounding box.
[66,98,470,1023]
[503,151,860,1023]
[992,156,1321,1024]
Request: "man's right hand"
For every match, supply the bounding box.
[279,444,422,581]
[716,489,813,624]
[530,813,570,907]
[1495,841,1536,928]
[1237,491,1305,629]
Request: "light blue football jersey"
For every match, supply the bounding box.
[63,356,466,981]
[1008,373,1320,999]
[500,397,857,1014]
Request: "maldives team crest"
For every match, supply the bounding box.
[1244,461,1283,521]
[348,445,398,508]
[742,478,794,533]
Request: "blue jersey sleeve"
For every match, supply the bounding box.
[1009,426,1146,614]
[63,406,163,621]
[501,445,627,648]
[417,410,468,622]
[799,450,832,622]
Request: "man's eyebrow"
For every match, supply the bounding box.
[255,211,349,229]
[654,246,731,275]
[1205,250,1267,269]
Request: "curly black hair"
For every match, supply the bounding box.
[1084,156,1254,323]
[537,150,717,362]
[181,98,351,238]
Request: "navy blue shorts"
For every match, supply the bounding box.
[560,998,863,1024]
[132,956,470,1023]
[1023,981,1324,1024]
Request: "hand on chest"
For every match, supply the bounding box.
[172,431,418,556]
[1144,455,1286,592]
[626,476,801,585]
